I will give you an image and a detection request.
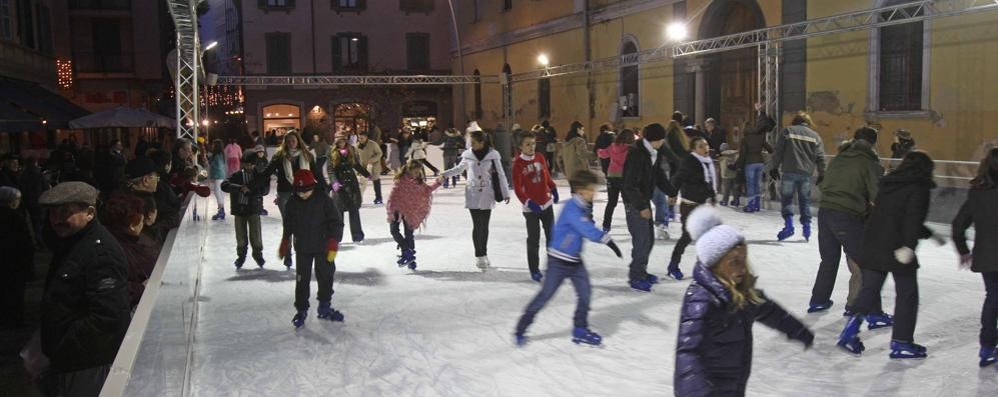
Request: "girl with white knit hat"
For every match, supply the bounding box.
[674,206,813,396]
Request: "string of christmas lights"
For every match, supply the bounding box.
[57,59,74,90]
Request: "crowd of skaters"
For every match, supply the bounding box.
[1,100,995,396]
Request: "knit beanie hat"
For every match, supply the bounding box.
[293,169,317,191]
[687,206,745,267]
[853,127,878,145]
[643,123,667,142]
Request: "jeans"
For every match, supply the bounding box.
[652,187,671,225]
[811,208,868,308]
[345,208,365,242]
[234,214,263,258]
[523,207,555,273]
[470,209,492,257]
[294,252,336,311]
[780,172,813,223]
[625,205,655,281]
[982,272,998,347]
[670,203,701,265]
[720,178,740,202]
[276,191,292,217]
[602,178,622,230]
[853,267,917,343]
[745,163,764,199]
[390,212,415,251]
[515,257,592,335]
[210,178,225,209]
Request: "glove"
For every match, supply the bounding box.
[326,239,339,263]
[791,328,815,349]
[959,254,973,270]
[526,200,543,215]
[191,183,211,197]
[607,240,622,258]
[278,238,291,259]
[332,180,342,192]
[550,188,560,204]
[769,169,780,181]
[894,246,915,264]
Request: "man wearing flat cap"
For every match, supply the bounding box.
[36,181,130,396]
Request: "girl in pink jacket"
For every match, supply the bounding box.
[596,129,635,232]
[386,160,442,270]
[224,139,243,176]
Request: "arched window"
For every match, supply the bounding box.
[878,0,925,111]
[620,40,639,117]
[473,69,482,120]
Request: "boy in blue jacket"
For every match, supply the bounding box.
[514,169,623,346]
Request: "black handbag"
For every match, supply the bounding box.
[490,159,503,202]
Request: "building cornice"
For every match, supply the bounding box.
[452,0,682,56]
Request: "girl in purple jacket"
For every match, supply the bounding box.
[674,207,813,396]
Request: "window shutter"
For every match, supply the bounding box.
[358,0,366,10]
[331,36,342,71]
[286,0,296,8]
[358,36,369,70]
[259,0,267,9]
[427,0,435,11]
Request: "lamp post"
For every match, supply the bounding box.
[446,0,467,123]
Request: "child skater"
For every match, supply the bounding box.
[278,170,345,329]
[221,151,267,269]
[667,136,717,281]
[512,130,559,282]
[717,142,741,207]
[386,161,442,270]
[514,170,623,347]
[675,206,813,396]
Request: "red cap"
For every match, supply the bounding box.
[293,169,317,191]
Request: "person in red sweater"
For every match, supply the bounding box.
[386,160,442,270]
[513,130,560,282]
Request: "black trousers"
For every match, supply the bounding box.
[294,252,336,311]
[345,208,364,242]
[602,177,622,230]
[982,272,998,347]
[372,179,383,202]
[523,207,554,273]
[670,203,701,264]
[417,158,439,174]
[854,267,917,343]
[544,152,555,173]
[811,208,868,309]
[390,212,415,251]
[470,209,492,257]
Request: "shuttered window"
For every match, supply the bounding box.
[400,0,433,13]
[406,33,430,70]
[879,2,924,111]
[265,32,292,75]
[332,33,368,72]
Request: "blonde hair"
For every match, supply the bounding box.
[395,160,426,183]
[710,246,765,311]
[275,131,314,163]
[666,120,689,151]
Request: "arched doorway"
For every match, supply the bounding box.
[333,103,372,137]
[262,103,302,143]
[700,0,765,130]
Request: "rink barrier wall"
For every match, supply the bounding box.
[100,194,211,397]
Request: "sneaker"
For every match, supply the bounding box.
[629,278,652,292]
[807,300,834,313]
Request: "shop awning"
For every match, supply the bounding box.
[69,106,176,129]
[0,99,43,131]
[0,76,90,131]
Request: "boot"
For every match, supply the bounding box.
[252,253,265,268]
[731,197,741,207]
[777,214,795,241]
[667,260,684,280]
[211,208,225,221]
[443,177,449,188]
[234,256,245,269]
[837,315,865,355]
[980,346,998,367]
[317,301,345,322]
[802,221,812,242]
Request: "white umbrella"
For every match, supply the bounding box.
[69,106,176,129]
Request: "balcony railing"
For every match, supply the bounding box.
[75,52,134,73]
[69,0,132,11]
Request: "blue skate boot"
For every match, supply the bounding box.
[629,278,652,292]
[572,327,602,346]
[980,346,998,367]
[515,333,527,347]
[667,260,684,280]
[889,340,928,359]
[777,214,795,241]
[645,273,660,285]
[530,271,543,283]
[317,301,344,322]
[807,300,834,313]
[837,315,866,355]
[292,309,308,328]
[397,248,415,268]
[802,221,812,242]
[865,312,894,330]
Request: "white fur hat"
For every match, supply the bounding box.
[687,206,745,267]
[466,121,482,134]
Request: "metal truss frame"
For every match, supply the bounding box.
[166,0,200,141]
[213,74,500,86]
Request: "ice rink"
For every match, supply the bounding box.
[186,177,997,396]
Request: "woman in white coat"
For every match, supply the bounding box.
[438,130,510,270]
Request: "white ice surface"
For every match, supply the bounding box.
[188,178,998,397]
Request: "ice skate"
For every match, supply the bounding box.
[571,327,602,346]
[802,221,812,242]
[807,300,833,313]
[731,198,741,207]
[530,271,543,283]
[645,273,660,285]
[233,256,245,269]
[655,224,670,240]
[979,346,997,367]
[865,312,894,330]
[252,253,265,268]
[408,260,417,271]
[719,199,729,207]
[777,214,795,241]
[629,278,652,292]
[443,178,449,188]
[837,315,865,355]
[283,255,293,269]
[667,260,684,280]
[292,310,308,328]
[373,198,383,205]
[515,333,527,347]
[475,256,488,271]
[317,302,344,322]
[211,208,225,221]
[397,249,415,268]
[259,208,268,216]
[889,340,927,359]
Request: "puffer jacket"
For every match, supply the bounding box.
[386,175,441,229]
[860,174,935,272]
[675,264,812,397]
[771,124,826,178]
[356,140,384,178]
[441,148,510,210]
[283,192,344,253]
[597,143,629,178]
[562,135,592,179]
[819,139,884,217]
[952,186,998,273]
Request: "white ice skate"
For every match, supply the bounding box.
[475,256,489,272]
[655,224,670,240]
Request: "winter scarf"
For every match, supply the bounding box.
[473,148,489,161]
[386,175,438,229]
[692,152,717,193]
[281,150,311,185]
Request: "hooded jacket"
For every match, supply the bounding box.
[818,139,884,217]
[283,192,344,253]
[771,124,827,178]
[441,148,510,210]
[597,143,630,178]
[675,264,811,397]
[561,133,592,180]
[860,174,935,272]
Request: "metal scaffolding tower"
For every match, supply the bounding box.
[166,0,200,141]
[213,75,500,86]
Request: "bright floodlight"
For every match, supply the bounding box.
[537,54,550,67]
[666,22,688,42]
[204,41,218,51]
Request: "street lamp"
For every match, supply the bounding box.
[204,41,218,51]
[537,54,550,67]
[666,22,689,42]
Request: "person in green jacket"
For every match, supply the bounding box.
[807,127,889,318]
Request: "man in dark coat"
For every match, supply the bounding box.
[621,123,678,292]
[808,128,884,315]
[770,111,827,241]
[222,151,267,268]
[38,182,131,396]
